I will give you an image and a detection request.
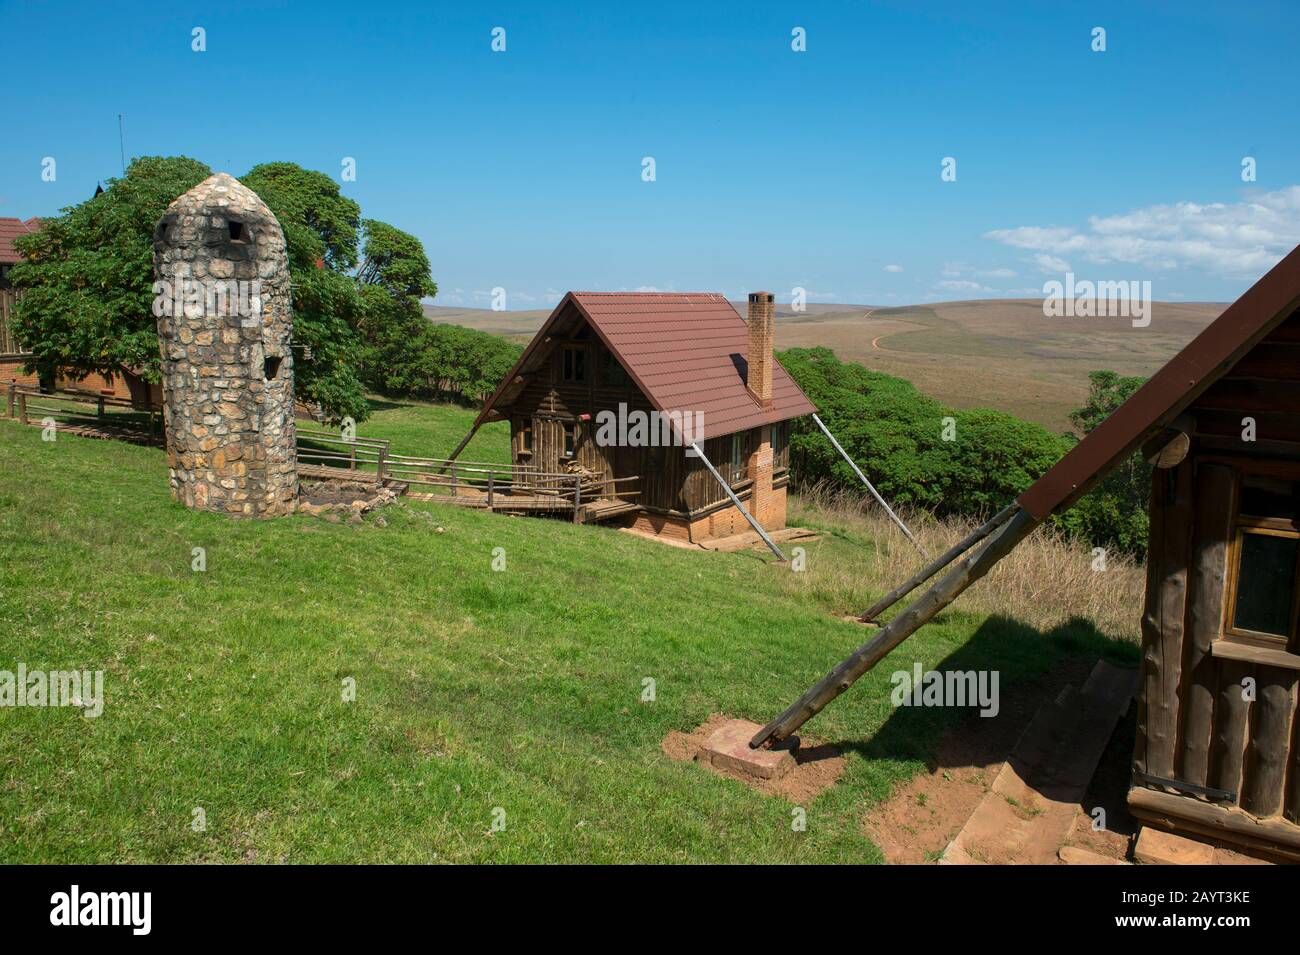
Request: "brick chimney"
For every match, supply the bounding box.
[746,291,777,530]
[746,291,774,411]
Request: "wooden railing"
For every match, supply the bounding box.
[295,428,639,519]
[5,383,162,434]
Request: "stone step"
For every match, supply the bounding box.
[942,660,1139,865]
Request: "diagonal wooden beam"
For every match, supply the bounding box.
[750,506,1038,748]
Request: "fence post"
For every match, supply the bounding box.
[18,392,28,426]
[97,396,105,419]
[376,447,387,483]
[487,472,494,507]
[6,382,14,419]
[573,474,582,524]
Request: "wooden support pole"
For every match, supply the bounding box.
[689,441,786,561]
[573,474,582,524]
[859,505,1015,622]
[7,381,15,418]
[751,506,1037,748]
[487,471,494,507]
[812,413,927,559]
[440,420,484,473]
[18,392,27,426]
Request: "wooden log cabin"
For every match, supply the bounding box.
[456,291,816,541]
[1015,245,1300,860]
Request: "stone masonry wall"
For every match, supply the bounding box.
[152,173,296,517]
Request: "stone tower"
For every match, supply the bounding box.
[152,173,297,517]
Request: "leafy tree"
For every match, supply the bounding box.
[241,163,370,424]
[1069,370,1146,436]
[9,156,212,384]
[1055,370,1152,556]
[780,346,1070,519]
[356,219,438,299]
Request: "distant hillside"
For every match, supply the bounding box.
[424,298,1226,431]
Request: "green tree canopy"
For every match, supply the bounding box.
[10,155,212,381]
[10,157,446,426]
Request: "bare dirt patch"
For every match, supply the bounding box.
[663,713,846,803]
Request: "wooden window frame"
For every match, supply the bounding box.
[562,421,575,458]
[561,345,587,384]
[516,418,533,457]
[1220,460,1300,654]
[730,433,746,473]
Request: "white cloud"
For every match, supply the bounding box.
[984,186,1300,277]
[1031,253,1071,273]
[883,264,904,273]
[937,279,992,292]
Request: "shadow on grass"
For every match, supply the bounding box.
[826,614,1139,772]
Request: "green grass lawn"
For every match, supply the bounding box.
[0,398,1136,863]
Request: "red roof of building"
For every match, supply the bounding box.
[1017,241,1300,520]
[476,291,816,442]
[0,217,42,264]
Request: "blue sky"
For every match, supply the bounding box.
[2,0,1298,307]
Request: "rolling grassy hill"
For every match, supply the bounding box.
[427,298,1225,432]
[0,401,1137,863]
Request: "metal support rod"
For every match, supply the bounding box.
[859,504,1016,622]
[689,441,786,561]
[812,413,927,559]
[750,506,1037,748]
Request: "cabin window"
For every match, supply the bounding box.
[562,346,587,383]
[770,423,783,459]
[517,419,533,455]
[563,422,575,457]
[1226,471,1300,647]
[730,433,746,473]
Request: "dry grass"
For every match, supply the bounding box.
[784,485,1144,642]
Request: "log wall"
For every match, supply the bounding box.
[1130,307,1300,854]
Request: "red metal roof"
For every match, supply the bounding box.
[477,292,816,441]
[0,217,41,264]
[1017,242,1300,520]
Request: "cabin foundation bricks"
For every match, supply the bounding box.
[152,173,297,518]
[696,719,796,780]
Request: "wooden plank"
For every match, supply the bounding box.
[1129,785,1300,858]
[1212,640,1300,669]
[1242,668,1297,817]
[1178,462,1233,786]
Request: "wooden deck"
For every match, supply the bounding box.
[297,437,641,525]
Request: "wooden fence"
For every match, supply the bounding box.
[6,383,162,435]
[295,428,639,521]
